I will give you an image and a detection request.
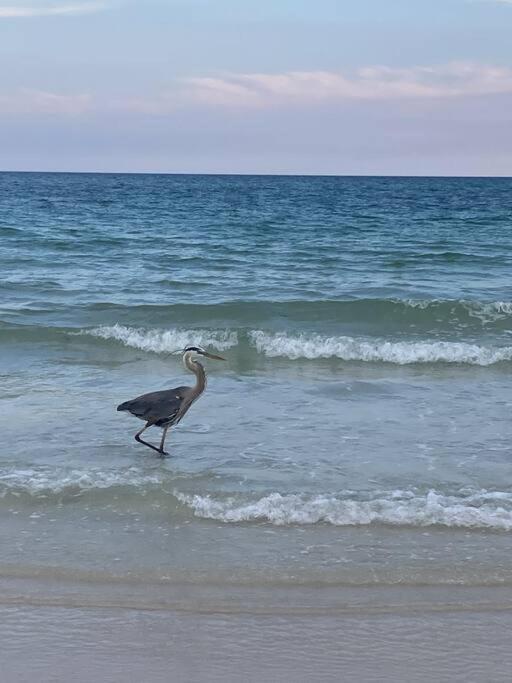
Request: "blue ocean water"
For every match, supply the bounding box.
[1,172,512,584]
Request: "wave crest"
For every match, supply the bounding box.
[249,331,512,365]
[78,323,512,366]
[175,490,512,530]
[83,324,238,354]
[401,298,512,316]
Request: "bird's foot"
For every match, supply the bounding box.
[158,449,169,457]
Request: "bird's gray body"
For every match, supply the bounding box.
[116,346,225,456]
[117,386,191,428]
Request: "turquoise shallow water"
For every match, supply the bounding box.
[1,172,512,584]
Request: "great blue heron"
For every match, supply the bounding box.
[117,346,225,456]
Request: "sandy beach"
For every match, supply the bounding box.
[2,575,512,682]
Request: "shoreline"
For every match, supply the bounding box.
[3,572,512,615]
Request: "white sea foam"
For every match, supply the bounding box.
[81,324,512,365]
[83,325,238,354]
[464,301,512,324]
[175,490,512,530]
[249,331,512,365]
[0,466,163,496]
[395,298,512,323]
[399,298,436,310]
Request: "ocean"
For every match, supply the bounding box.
[1,172,512,680]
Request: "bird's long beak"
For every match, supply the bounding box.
[164,350,182,359]
[202,351,226,361]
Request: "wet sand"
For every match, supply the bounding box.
[2,576,512,682]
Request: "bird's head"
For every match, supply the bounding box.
[183,346,226,362]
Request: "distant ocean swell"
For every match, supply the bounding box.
[2,298,512,328]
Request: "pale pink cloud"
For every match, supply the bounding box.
[184,77,263,107]
[180,63,512,108]
[2,63,511,118]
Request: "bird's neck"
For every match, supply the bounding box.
[185,356,207,395]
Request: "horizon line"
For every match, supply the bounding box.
[1,170,511,179]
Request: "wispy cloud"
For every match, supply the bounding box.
[0,2,107,17]
[180,63,512,109]
[0,88,92,114]
[2,63,512,117]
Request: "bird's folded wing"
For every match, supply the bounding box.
[117,389,185,422]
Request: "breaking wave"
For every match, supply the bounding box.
[83,324,239,354]
[175,490,512,530]
[446,300,512,322]
[76,325,512,366]
[398,298,512,322]
[249,331,512,365]
[2,465,511,531]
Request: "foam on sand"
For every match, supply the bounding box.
[0,466,164,497]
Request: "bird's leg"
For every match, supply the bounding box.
[134,423,163,455]
[159,426,170,457]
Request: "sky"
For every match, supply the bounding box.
[0,0,511,175]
